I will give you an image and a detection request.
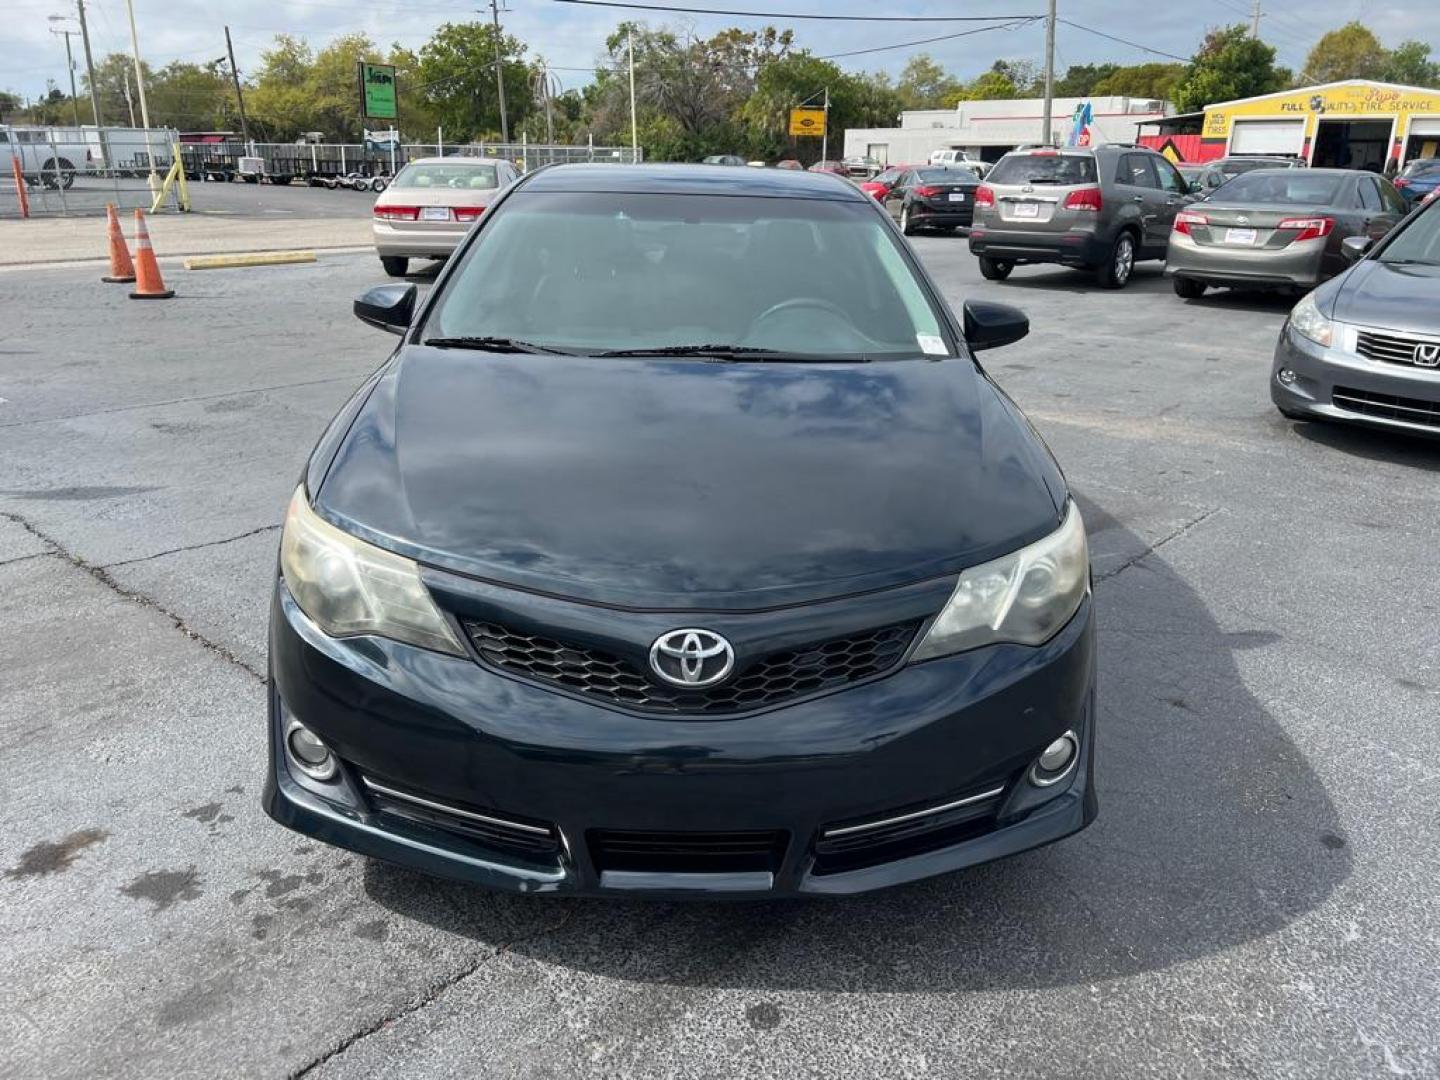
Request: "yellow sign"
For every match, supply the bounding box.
[789,108,826,137]
[1202,82,1440,142]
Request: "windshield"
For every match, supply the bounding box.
[1219,158,1289,177]
[1213,171,1343,205]
[917,167,974,183]
[1401,158,1440,177]
[391,162,499,190]
[1378,200,1440,266]
[425,192,949,359]
[986,153,1097,186]
[873,167,903,184]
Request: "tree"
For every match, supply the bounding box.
[1091,63,1185,100]
[1381,41,1440,87]
[738,52,900,163]
[414,23,531,142]
[1303,22,1387,83]
[1172,25,1291,113]
[947,69,1017,104]
[896,54,960,110]
[1053,63,1119,96]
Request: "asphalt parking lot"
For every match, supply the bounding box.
[2,242,1438,1079]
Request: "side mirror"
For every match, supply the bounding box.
[1340,235,1373,263]
[963,299,1029,352]
[354,283,417,334]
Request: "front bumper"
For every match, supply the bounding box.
[1271,322,1440,438]
[968,226,1105,266]
[1167,234,1327,288]
[264,583,1098,898]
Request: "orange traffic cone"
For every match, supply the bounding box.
[101,203,135,284]
[128,209,174,300]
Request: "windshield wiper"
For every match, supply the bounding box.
[596,344,860,362]
[422,336,570,355]
[1380,258,1440,267]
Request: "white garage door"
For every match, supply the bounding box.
[1408,118,1440,137]
[1230,119,1305,156]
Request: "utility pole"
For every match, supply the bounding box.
[1041,0,1056,146]
[224,26,250,144]
[1249,0,1262,38]
[122,70,136,127]
[628,29,638,159]
[76,0,102,126]
[487,0,510,144]
[821,86,829,163]
[48,27,82,128]
[123,0,156,185]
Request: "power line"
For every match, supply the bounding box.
[552,0,1041,22]
[1056,18,1190,62]
[817,18,1038,61]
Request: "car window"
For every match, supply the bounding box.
[1153,158,1186,194]
[1400,158,1440,177]
[1376,199,1440,265]
[986,153,1097,186]
[1213,171,1344,205]
[427,192,950,359]
[392,162,500,190]
[1117,154,1158,189]
[917,167,967,182]
[1357,176,1381,211]
[875,167,902,184]
[1378,179,1406,215]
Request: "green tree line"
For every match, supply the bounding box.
[8,18,1437,160]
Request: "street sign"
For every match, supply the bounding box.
[789,108,826,137]
[359,62,398,121]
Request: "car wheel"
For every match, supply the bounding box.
[977,256,1013,281]
[900,204,916,235]
[1096,231,1136,289]
[380,256,409,277]
[1173,276,1206,299]
[371,177,388,193]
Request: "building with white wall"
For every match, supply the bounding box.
[843,96,1173,166]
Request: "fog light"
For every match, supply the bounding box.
[1277,367,1298,386]
[285,719,338,781]
[1030,731,1078,787]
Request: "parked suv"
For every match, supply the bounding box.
[969,145,1196,288]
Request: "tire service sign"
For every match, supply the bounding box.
[360,63,398,121]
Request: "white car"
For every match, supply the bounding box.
[928,149,976,167]
[372,156,520,276]
[0,125,92,189]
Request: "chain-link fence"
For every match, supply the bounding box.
[1,126,183,218]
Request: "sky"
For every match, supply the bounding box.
[4,0,1435,109]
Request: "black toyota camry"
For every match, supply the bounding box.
[264,164,1096,897]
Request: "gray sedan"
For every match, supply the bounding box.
[1271,195,1440,437]
[1166,168,1406,297]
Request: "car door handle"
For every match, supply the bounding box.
[1132,195,1144,202]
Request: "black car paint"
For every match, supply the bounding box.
[270,163,1094,896]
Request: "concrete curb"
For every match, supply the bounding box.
[184,251,318,270]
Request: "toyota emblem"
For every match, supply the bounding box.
[1414,342,1440,368]
[649,629,735,688]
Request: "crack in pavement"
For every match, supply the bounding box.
[0,374,361,431]
[289,907,576,1078]
[1095,506,1221,585]
[0,550,55,569]
[0,510,265,683]
[102,523,282,569]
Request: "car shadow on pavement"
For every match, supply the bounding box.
[1288,418,1440,470]
[364,500,1350,992]
[993,265,1171,295]
[1173,288,1299,315]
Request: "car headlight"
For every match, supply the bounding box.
[1289,292,1333,347]
[911,501,1089,661]
[279,487,465,656]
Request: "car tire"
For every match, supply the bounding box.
[978,256,1013,281]
[900,204,916,236]
[380,256,409,277]
[1173,276,1206,299]
[371,177,388,193]
[1096,231,1136,289]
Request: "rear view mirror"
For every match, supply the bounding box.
[963,300,1029,352]
[1340,235,1373,263]
[354,283,417,334]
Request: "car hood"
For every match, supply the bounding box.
[1325,259,1440,333]
[314,348,1065,610]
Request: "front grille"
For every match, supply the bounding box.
[811,783,1008,875]
[589,828,788,875]
[1333,385,1440,429]
[360,775,561,860]
[1356,329,1440,368]
[464,619,920,714]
